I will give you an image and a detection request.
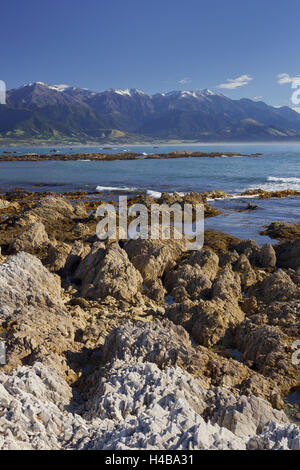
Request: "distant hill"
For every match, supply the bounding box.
[1,82,300,143]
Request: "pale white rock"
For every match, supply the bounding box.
[0,200,10,209]
[10,221,49,253]
[0,251,63,318]
[0,357,298,450]
[76,242,143,301]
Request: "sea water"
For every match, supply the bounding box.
[0,143,299,243]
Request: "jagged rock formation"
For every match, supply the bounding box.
[0,251,64,317]
[0,321,299,450]
[0,194,299,450]
[76,242,143,301]
[10,221,49,253]
[125,238,185,283]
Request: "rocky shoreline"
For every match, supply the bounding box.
[0,150,262,162]
[0,190,299,450]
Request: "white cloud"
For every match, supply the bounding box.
[178,77,191,85]
[217,75,253,90]
[278,73,300,86]
[253,96,263,101]
[278,74,300,105]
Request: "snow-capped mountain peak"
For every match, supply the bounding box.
[112,88,145,97]
[201,89,217,95]
[162,89,219,99]
[21,83,220,99]
[25,82,71,92]
[46,84,71,92]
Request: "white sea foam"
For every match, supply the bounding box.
[220,154,245,158]
[95,187,270,201]
[96,187,188,199]
[146,190,187,198]
[206,193,260,201]
[96,185,138,192]
[249,176,300,192]
[146,190,162,198]
[228,194,260,200]
[267,176,300,184]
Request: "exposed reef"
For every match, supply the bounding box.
[0,150,262,162]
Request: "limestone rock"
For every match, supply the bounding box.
[0,362,81,449]
[0,200,10,210]
[275,239,300,270]
[14,197,75,236]
[166,264,212,301]
[262,221,300,241]
[180,249,219,279]
[253,269,298,303]
[212,266,242,304]
[258,244,276,268]
[0,252,63,318]
[44,242,72,272]
[81,360,297,450]
[235,319,298,393]
[191,298,244,347]
[0,358,297,450]
[73,201,88,218]
[145,278,166,303]
[165,249,219,301]
[233,239,260,264]
[0,247,5,264]
[76,242,143,301]
[247,422,300,450]
[234,254,257,289]
[218,249,239,267]
[25,196,75,224]
[0,320,297,450]
[262,300,300,335]
[125,238,185,282]
[10,222,49,253]
[206,390,288,438]
[71,223,90,238]
[101,319,279,405]
[64,240,90,275]
[82,362,244,450]
[0,252,81,376]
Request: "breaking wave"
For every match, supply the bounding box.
[96,185,138,192]
[267,176,300,184]
[255,176,300,191]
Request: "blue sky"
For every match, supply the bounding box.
[1,0,300,108]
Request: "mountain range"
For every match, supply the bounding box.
[1,81,300,143]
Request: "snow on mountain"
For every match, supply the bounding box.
[20,82,220,99]
[160,89,221,99]
[5,81,300,142]
[25,82,71,92]
[47,84,71,92]
[112,88,145,97]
